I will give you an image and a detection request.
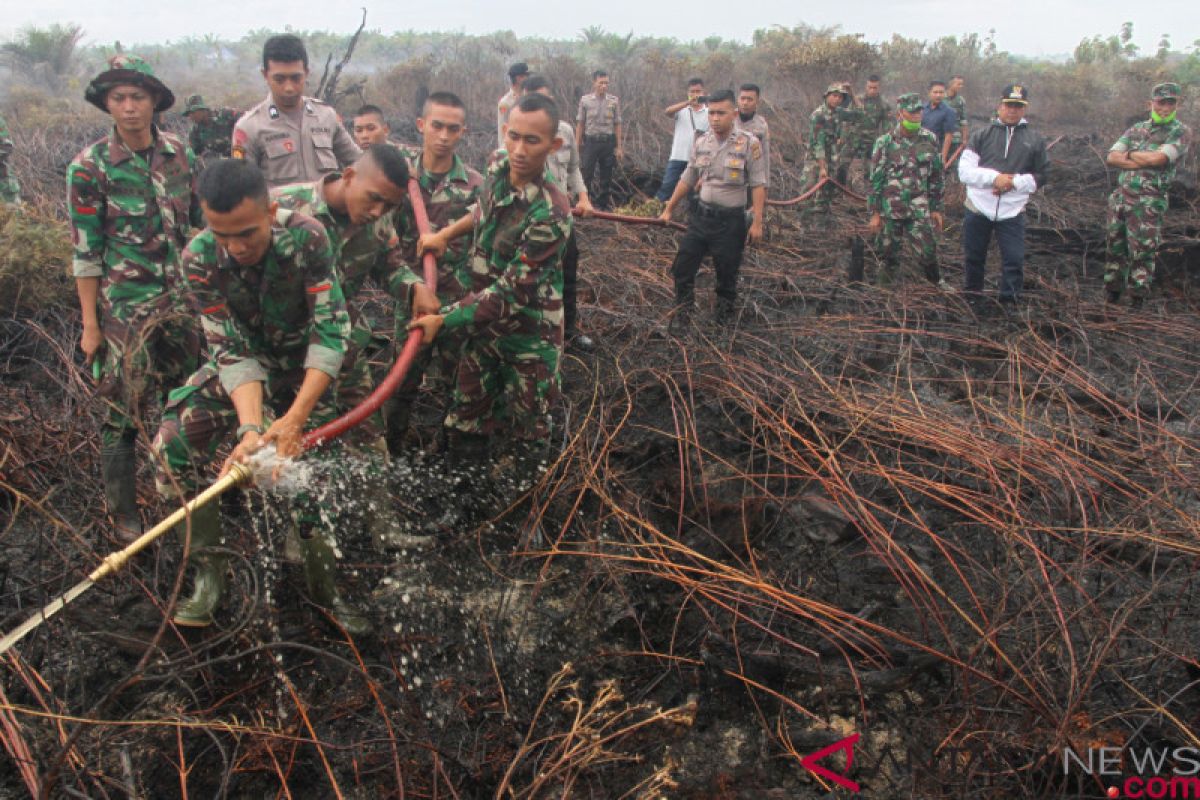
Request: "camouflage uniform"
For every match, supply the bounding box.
[867,98,945,286]
[946,93,967,150]
[802,88,842,213]
[68,126,203,448]
[152,208,350,498]
[272,175,419,442]
[734,113,771,187]
[839,94,889,172]
[385,146,484,442]
[438,153,571,443]
[1104,86,1192,298]
[183,95,238,165]
[0,112,20,204]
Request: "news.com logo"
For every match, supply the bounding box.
[1064,746,1200,798]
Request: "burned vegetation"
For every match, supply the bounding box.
[2,120,1200,799]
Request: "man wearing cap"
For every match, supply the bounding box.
[659,89,766,325]
[183,94,238,166]
[801,84,844,216]
[957,83,1049,309]
[867,93,948,289]
[1103,82,1192,308]
[232,34,361,188]
[68,54,203,543]
[577,69,623,210]
[0,112,19,204]
[497,62,530,148]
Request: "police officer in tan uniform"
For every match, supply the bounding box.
[523,74,597,351]
[734,83,770,187]
[232,34,360,187]
[576,69,623,210]
[497,62,530,148]
[659,89,766,325]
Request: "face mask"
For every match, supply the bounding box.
[1151,109,1176,125]
[900,118,922,132]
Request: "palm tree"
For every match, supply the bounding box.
[2,23,85,91]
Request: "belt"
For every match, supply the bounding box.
[696,201,744,218]
[587,133,615,142]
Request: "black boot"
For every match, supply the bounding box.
[101,431,141,543]
[1130,295,1145,310]
[1106,290,1122,305]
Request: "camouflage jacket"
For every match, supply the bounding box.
[1110,117,1193,199]
[395,146,484,307]
[809,104,840,163]
[272,174,416,326]
[440,154,571,341]
[181,207,350,394]
[946,94,967,135]
[868,125,944,218]
[858,95,889,145]
[67,127,202,311]
[0,113,18,202]
[189,108,238,158]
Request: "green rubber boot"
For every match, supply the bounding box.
[172,502,227,628]
[300,532,372,636]
[101,433,142,543]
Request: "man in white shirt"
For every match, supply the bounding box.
[655,78,709,202]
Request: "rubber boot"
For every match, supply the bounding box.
[101,433,142,543]
[172,501,227,628]
[300,531,372,636]
[365,474,434,551]
[384,399,413,458]
[1106,290,1122,305]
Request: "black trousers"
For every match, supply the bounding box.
[670,207,747,307]
[563,228,579,333]
[581,136,616,209]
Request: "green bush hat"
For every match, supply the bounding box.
[1151,82,1181,100]
[183,94,210,115]
[897,93,923,112]
[85,54,175,113]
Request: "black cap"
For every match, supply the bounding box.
[1000,84,1029,105]
[508,62,530,80]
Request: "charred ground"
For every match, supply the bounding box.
[1,134,1200,799]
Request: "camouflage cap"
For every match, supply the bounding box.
[1152,82,1181,100]
[824,83,844,97]
[183,94,209,115]
[85,54,175,114]
[896,93,923,112]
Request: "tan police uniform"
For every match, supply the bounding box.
[670,129,766,316]
[577,91,622,209]
[733,113,771,186]
[232,95,361,187]
[497,88,518,149]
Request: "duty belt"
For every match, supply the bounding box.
[696,200,744,218]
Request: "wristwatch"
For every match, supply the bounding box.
[236,423,266,440]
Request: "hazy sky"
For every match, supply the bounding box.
[1,0,1195,59]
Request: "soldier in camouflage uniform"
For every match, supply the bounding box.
[801,84,844,215]
[69,55,202,543]
[385,92,484,454]
[837,76,888,186]
[945,76,969,162]
[273,144,439,550]
[1103,82,1192,307]
[867,93,947,288]
[152,158,368,633]
[409,93,571,468]
[182,94,238,167]
[0,112,20,204]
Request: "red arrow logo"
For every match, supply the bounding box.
[801,733,861,792]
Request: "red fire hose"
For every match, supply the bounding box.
[302,176,438,449]
[576,208,687,231]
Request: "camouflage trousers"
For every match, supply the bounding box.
[443,331,560,444]
[801,159,838,213]
[0,175,19,204]
[872,214,941,287]
[1104,190,1167,297]
[836,139,873,182]
[152,361,339,500]
[97,300,201,449]
[334,319,387,445]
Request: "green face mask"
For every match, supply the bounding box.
[1151,109,1177,125]
[900,118,922,132]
